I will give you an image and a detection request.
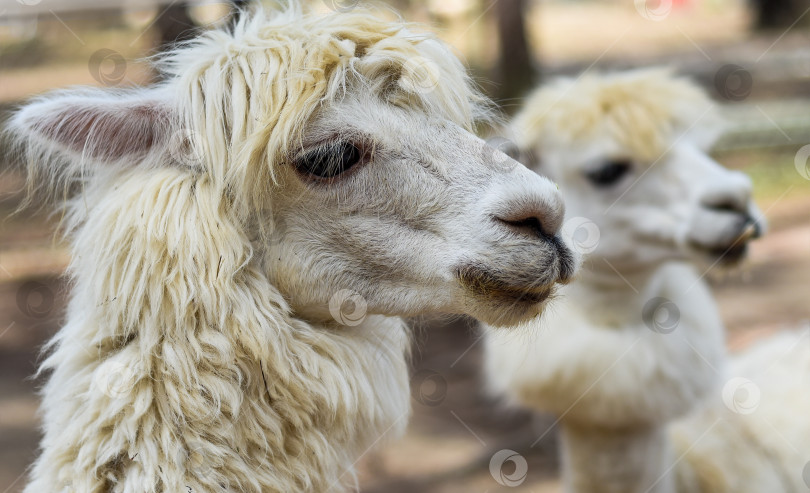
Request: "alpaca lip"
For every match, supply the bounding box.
[455,264,555,305]
[690,241,748,266]
[490,285,553,304]
[708,242,749,266]
[690,221,758,266]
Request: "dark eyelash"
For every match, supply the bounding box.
[294,141,363,179]
[585,160,632,187]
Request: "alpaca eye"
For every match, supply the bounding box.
[295,141,363,179]
[585,159,631,187]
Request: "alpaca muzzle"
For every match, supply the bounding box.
[687,209,763,266]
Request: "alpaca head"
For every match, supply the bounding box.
[11,7,576,328]
[511,68,764,277]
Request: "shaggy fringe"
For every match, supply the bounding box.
[152,4,495,222]
[511,68,724,163]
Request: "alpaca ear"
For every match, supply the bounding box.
[11,89,174,163]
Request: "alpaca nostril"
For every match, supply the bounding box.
[496,216,551,240]
[494,194,565,240]
[703,198,747,215]
[487,177,566,241]
[700,180,752,215]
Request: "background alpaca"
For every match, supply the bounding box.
[485,69,809,492]
[9,7,577,493]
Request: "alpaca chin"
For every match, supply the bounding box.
[454,265,563,327]
[470,293,551,328]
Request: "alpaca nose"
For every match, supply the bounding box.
[699,172,762,238]
[494,190,566,240]
[699,171,752,216]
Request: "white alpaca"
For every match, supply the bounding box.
[9,7,578,492]
[484,69,810,493]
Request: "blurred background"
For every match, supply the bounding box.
[1,0,809,491]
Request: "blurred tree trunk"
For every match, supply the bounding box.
[227,0,252,27]
[494,0,535,107]
[155,2,198,50]
[230,0,252,10]
[752,0,810,29]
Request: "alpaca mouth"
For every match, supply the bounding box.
[455,264,556,306]
[489,285,554,304]
[706,242,749,266]
[690,221,760,267]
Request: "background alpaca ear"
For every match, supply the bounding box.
[10,89,173,163]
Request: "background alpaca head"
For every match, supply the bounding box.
[483,68,760,432]
[10,7,575,328]
[511,68,764,277]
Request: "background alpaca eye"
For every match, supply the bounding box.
[295,141,363,179]
[585,159,632,187]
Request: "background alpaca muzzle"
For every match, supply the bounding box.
[686,169,766,265]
